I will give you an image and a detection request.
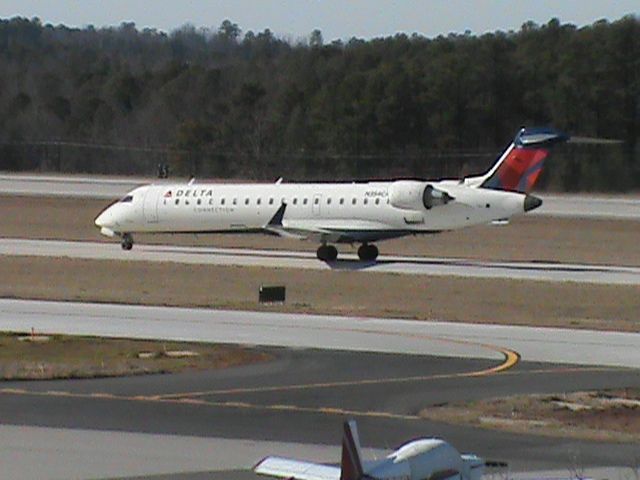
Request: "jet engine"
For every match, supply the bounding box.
[389,180,454,210]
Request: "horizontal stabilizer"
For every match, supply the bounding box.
[254,456,340,480]
[514,127,569,147]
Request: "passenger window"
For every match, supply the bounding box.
[245,198,249,205]
[233,198,237,205]
[269,198,274,205]
[339,198,344,205]
[197,199,202,205]
[314,198,319,204]
[375,198,380,205]
[327,198,332,205]
[303,198,308,205]
[221,198,225,205]
[364,198,368,205]
[293,198,298,205]
[352,198,356,205]
[257,198,262,205]
[175,199,179,205]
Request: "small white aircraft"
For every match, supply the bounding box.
[253,419,485,480]
[95,127,568,261]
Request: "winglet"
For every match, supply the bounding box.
[267,203,287,227]
[340,420,364,480]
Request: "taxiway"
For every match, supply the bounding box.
[1,344,639,479]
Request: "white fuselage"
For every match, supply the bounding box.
[95,180,530,244]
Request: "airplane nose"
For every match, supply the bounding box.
[95,207,115,228]
[94,211,107,228]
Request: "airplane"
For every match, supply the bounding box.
[94,127,568,261]
[253,419,485,480]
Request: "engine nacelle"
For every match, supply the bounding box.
[389,180,454,210]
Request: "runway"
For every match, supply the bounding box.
[2,237,639,285]
[1,173,639,220]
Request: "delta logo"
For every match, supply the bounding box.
[164,189,215,198]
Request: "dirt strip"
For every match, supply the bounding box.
[1,195,639,266]
[0,332,270,380]
[2,256,638,332]
[420,389,640,443]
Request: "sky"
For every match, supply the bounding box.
[0,0,638,41]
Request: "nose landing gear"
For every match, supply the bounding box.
[121,233,134,251]
[316,244,338,261]
[357,243,379,261]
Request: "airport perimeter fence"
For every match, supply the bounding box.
[0,140,636,191]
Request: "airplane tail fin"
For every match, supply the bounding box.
[340,420,365,480]
[475,127,569,193]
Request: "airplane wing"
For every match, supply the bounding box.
[264,204,397,242]
[254,456,340,480]
[263,203,310,240]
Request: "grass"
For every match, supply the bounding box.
[0,332,271,380]
[1,256,639,332]
[419,389,640,442]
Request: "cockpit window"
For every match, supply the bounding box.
[120,195,134,203]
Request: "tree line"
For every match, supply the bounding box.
[0,16,638,190]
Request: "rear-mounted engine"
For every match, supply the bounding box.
[389,180,454,210]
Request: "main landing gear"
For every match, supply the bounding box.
[121,233,134,250]
[315,243,379,262]
[316,244,338,262]
[357,243,379,261]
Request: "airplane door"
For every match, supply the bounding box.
[312,194,322,216]
[143,186,160,223]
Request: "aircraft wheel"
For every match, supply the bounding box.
[121,233,134,251]
[358,244,379,261]
[317,245,338,262]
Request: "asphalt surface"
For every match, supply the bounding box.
[1,300,639,478]
[3,238,640,284]
[0,173,639,220]
[1,348,639,479]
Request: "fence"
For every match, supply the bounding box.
[0,140,636,191]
